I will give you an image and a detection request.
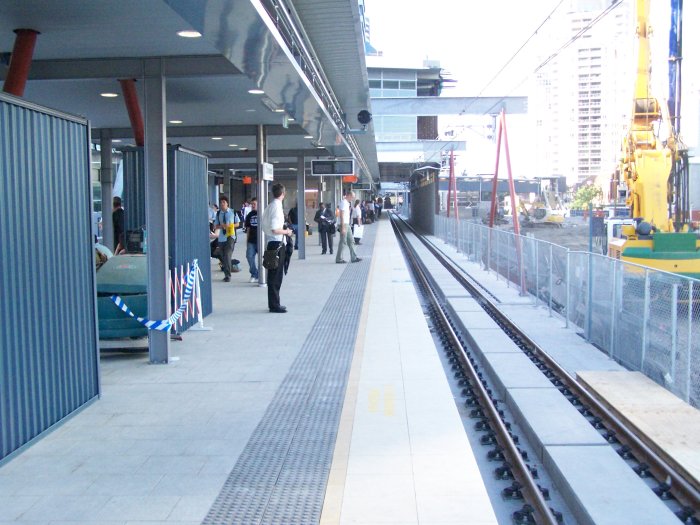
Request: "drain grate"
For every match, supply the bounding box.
[203,227,376,525]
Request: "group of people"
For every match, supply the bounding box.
[210,186,290,313]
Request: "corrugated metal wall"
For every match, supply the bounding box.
[121,148,146,235]
[168,147,212,329]
[0,93,99,462]
[121,146,212,331]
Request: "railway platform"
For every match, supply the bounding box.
[0,218,694,524]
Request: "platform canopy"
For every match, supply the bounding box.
[0,0,379,181]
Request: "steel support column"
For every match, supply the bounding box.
[296,155,306,259]
[257,125,267,286]
[2,29,39,96]
[100,132,114,250]
[143,59,170,364]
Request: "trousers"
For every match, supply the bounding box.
[336,227,358,262]
[246,242,258,278]
[266,241,287,309]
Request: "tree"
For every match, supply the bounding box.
[571,184,603,210]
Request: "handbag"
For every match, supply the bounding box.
[353,225,364,239]
[263,244,282,270]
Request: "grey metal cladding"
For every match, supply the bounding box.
[168,146,212,330]
[0,93,99,461]
[121,147,146,234]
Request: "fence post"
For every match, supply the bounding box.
[506,233,511,288]
[609,259,617,359]
[687,280,693,403]
[641,269,650,370]
[565,250,570,328]
[549,243,553,317]
[535,240,539,306]
[671,283,678,387]
[495,229,500,281]
[585,253,593,342]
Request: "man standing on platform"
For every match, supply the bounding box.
[336,190,361,264]
[112,196,125,254]
[214,195,238,282]
[244,198,259,283]
[261,183,293,313]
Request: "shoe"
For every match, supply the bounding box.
[321,251,326,254]
[351,258,362,263]
[330,251,333,254]
[223,276,230,282]
[249,276,258,283]
[269,306,287,313]
[336,260,347,264]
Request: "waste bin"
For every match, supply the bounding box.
[96,254,148,339]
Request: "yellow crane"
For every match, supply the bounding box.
[608,0,700,278]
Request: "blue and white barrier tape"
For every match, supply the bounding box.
[110,259,199,332]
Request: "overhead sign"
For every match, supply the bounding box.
[310,159,355,176]
[261,162,274,181]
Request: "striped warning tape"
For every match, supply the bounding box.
[110,259,199,332]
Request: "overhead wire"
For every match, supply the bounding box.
[416,0,625,170]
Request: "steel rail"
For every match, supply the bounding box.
[389,214,562,525]
[397,213,700,514]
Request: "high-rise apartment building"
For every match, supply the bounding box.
[531,0,634,187]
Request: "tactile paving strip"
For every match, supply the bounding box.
[203,226,377,525]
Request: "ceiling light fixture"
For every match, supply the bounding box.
[211,137,222,140]
[100,92,118,98]
[273,108,285,113]
[304,135,314,139]
[248,89,265,95]
[112,139,122,143]
[287,117,295,122]
[228,144,238,147]
[177,30,202,38]
[245,109,256,112]
[169,120,183,124]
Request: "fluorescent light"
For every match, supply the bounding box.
[177,30,202,38]
[289,168,297,171]
[238,147,247,151]
[304,135,314,139]
[245,109,256,112]
[287,117,295,122]
[211,137,222,140]
[228,144,238,147]
[273,108,285,113]
[100,92,118,98]
[169,120,183,124]
[248,89,265,95]
[112,139,122,143]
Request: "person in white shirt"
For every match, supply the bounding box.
[336,190,362,264]
[261,183,293,313]
[353,198,363,245]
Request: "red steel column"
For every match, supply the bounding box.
[3,29,40,97]
[119,79,145,147]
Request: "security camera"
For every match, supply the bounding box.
[357,110,372,125]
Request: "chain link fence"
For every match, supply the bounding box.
[434,214,700,407]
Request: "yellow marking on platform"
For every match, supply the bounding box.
[384,385,395,416]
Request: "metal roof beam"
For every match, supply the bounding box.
[0,56,241,81]
[205,148,329,159]
[372,96,528,116]
[93,125,305,140]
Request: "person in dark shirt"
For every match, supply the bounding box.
[112,196,125,253]
[287,205,299,250]
[245,198,259,283]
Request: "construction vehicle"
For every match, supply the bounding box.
[518,178,567,227]
[608,0,700,278]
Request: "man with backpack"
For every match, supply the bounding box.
[214,195,240,282]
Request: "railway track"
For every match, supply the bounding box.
[389,212,700,524]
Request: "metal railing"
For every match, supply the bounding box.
[434,214,700,407]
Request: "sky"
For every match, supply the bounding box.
[365,0,700,175]
[365,0,700,98]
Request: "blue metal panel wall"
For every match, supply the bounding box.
[168,147,213,330]
[0,93,99,461]
[121,148,146,235]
